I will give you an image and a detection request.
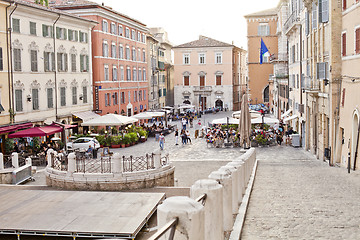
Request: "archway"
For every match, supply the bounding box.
[263,85,269,103]
[351,110,360,170]
[215,99,223,110]
[183,100,191,104]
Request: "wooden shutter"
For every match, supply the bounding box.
[356,28,360,54]
[86,55,89,71]
[200,76,205,86]
[51,52,55,71]
[57,53,61,71]
[216,75,221,85]
[343,0,346,10]
[75,31,78,41]
[64,53,68,71]
[342,33,346,56]
[184,76,189,86]
[79,31,83,42]
[42,24,46,37]
[44,51,47,71]
[56,27,60,39]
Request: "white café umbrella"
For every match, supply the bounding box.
[251,116,279,125]
[50,137,61,141]
[212,117,239,125]
[232,110,261,119]
[81,114,138,126]
[133,112,157,120]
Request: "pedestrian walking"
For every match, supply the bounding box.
[186,130,192,144]
[181,129,187,144]
[182,118,187,130]
[159,133,165,150]
[175,129,179,145]
[195,119,201,139]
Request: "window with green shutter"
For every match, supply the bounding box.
[30,22,36,35]
[13,18,20,33]
[47,88,53,109]
[32,88,39,110]
[15,89,23,112]
[83,86,87,103]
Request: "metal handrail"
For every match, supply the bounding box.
[195,193,207,206]
[148,217,178,240]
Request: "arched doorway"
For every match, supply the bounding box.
[263,85,269,103]
[351,110,360,170]
[183,100,191,104]
[215,99,223,110]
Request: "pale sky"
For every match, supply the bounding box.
[91,0,279,50]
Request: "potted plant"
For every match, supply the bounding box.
[123,134,131,147]
[138,129,148,142]
[128,132,139,145]
[96,135,106,148]
[111,136,121,148]
[105,136,112,147]
[4,138,14,154]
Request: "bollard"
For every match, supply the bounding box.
[190,179,224,240]
[153,149,161,169]
[226,161,244,204]
[46,149,54,168]
[157,196,205,240]
[208,170,233,232]
[11,152,19,169]
[112,153,123,173]
[67,153,76,173]
[25,157,32,166]
[0,153,3,170]
[219,166,239,214]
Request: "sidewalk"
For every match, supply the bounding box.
[241,145,360,240]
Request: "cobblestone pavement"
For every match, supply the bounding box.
[241,145,360,240]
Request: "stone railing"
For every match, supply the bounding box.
[45,149,174,191]
[0,152,32,184]
[152,148,257,240]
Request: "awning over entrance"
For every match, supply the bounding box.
[8,126,63,138]
[72,111,100,122]
[0,122,33,135]
[281,109,292,119]
[284,115,298,122]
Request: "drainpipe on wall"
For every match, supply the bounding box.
[53,14,60,121]
[7,3,17,124]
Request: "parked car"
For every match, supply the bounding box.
[67,137,100,151]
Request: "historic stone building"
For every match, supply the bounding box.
[245,8,278,108]
[173,36,246,111]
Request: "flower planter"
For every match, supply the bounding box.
[121,144,125,148]
[100,145,104,148]
[125,144,130,147]
[111,144,120,148]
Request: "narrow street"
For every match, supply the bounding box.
[241,146,360,239]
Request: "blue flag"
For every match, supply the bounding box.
[260,38,269,64]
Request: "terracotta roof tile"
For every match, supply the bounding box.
[174,35,233,48]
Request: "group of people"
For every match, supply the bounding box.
[205,126,239,147]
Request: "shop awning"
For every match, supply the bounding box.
[281,109,292,119]
[72,111,100,122]
[0,122,33,135]
[283,115,298,122]
[8,126,63,138]
[50,122,77,129]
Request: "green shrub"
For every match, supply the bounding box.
[111,135,122,144]
[105,136,112,146]
[255,134,267,145]
[122,134,131,144]
[4,138,14,154]
[96,135,106,145]
[128,132,139,143]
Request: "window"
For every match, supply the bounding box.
[0,48,3,71]
[15,89,22,112]
[138,68,142,81]
[44,52,55,72]
[111,43,116,58]
[112,66,117,80]
[126,66,131,80]
[13,18,20,33]
[134,91,137,102]
[319,0,329,23]
[258,23,269,36]
[199,53,206,64]
[57,53,68,71]
[47,88,53,108]
[121,92,125,104]
[183,53,190,64]
[138,32,141,41]
[312,2,317,29]
[111,23,116,34]
[102,20,108,32]
[158,89,162,97]
[83,86,87,103]
[113,92,118,105]
[30,22,36,35]
[14,48,21,71]
[104,65,109,81]
[216,75,222,86]
[30,50,38,72]
[342,32,346,56]
[32,89,39,110]
[143,90,146,100]
[125,46,130,60]
[305,11,309,36]
[80,54,89,72]
[119,45,124,59]
[72,87,77,105]
[60,87,66,106]
[139,90,142,101]
[71,54,76,72]
[103,41,108,57]
[42,24,53,38]
[142,33,146,43]
[118,25,123,36]
[131,30,136,40]
[120,66,124,80]
[138,48,141,61]
[125,28,130,38]
[132,47,136,61]
[56,27,67,40]
[68,29,78,41]
[215,53,222,64]
[356,28,360,54]
[133,68,137,81]
[143,49,146,62]
[79,31,88,43]
[184,76,189,86]
[343,0,347,10]
[317,62,328,79]
[163,88,166,97]
[105,93,110,106]
[143,68,146,81]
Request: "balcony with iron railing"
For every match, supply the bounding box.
[304,77,320,94]
[270,53,289,63]
[283,11,300,34]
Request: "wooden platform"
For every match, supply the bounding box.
[0,188,164,239]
